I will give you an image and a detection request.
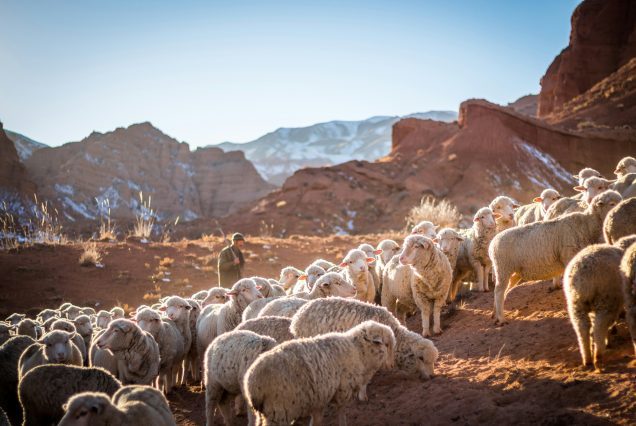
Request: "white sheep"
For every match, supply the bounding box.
[564,242,627,370]
[16,318,40,339]
[196,278,263,363]
[202,288,230,306]
[95,319,160,385]
[573,167,602,186]
[514,189,562,225]
[620,241,636,356]
[399,235,452,336]
[291,264,326,294]
[73,315,93,356]
[339,249,376,303]
[489,195,519,233]
[358,243,383,301]
[436,228,464,272]
[381,255,415,322]
[18,330,83,378]
[110,307,125,320]
[235,316,294,343]
[244,320,395,426]
[36,309,59,324]
[185,298,202,384]
[490,190,623,325]
[614,156,636,178]
[374,239,401,299]
[278,266,304,292]
[611,172,636,199]
[411,220,438,238]
[5,313,25,326]
[62,305,83,321]
[51,318,88,364]
[192,290,210,302]
[544,176,613,220]
[252,276,286,298]
[204,330,277,426]
[241,297,280,322]
[134,308,185,394]
[311,259,337,271]
[18,364,121,426]
[257,297,308,318]
[0,335,36,425]
[604,197,636,244]
[59,385,175,426]
[290,297,439,380]
[95,310,113,329]
[295,271,357,300]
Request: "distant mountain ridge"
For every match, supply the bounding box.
[5,130,48,161]
[215,111,457,185]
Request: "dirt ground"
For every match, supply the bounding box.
[1,235,634,425]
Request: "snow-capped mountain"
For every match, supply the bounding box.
[5,130,48,161]
[216,111,457,185]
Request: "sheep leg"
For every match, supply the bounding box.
[472,262,485,292]
[569,305,592,368]
[626,304,636,356]
[336,406,348,426]
[217,392,237,426]
[483,265,491,292]
[381,285,398,319]
[592,311,614,372]
[419,300,432,337]
[493,268,516,325]
[310,409,324,426]
[205,382,222,426]
[549,276,563,291]
[432,299,443,335]
[358,384,368,401]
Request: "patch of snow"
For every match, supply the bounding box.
[84,152,102,165]
[515,139,574,183]
[54,184,74,195]
[182,210,198,221]
[63,197,95,220]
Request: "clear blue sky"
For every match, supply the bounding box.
[0,0,580,147]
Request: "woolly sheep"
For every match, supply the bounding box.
[51,318,88,364]
[291,265,326,294]
[0,322,12,346]
[58,385,175,426]
[241,297,280,322]
[160,296,193,364]
[291,297,438,380]
[490,190,623,325]
[295,271,357,300]
[452,207,499,295]
[514,189,562,225]
[611,172,636,199]
[252,276,286,298]
[204,330,277,426]
[110,307,125,320]
[0,336,35,425]
[340,249,376,303]
[95,310,113,329]
[278,266,303,291]
[192,289,210,301]
[489,195,519,233]
[134,308,185,394]
[81,307,97,317]
[74,315,93,356]
[436,228,464,272]
[19,364,121,426]
[17,318,40,339]
[202,287,230,306]
[18,330,83,378]
[604,197,636,245]
[196,278,263,363]
[614,156,636,178]
[185,298,202,384]
[374,239,401,300]
[573,167,602,186]
[620,241,636,356]
[36,308,59,323]
[411,220,438,238]
[544,177,613,220]
[245,320,395,426]
[399,235,452,336]
[95,319,160,385]
[235,316,294,343]
[564,242,628,370]
[63,305,83,321]
[6,313,25,326]
[358,243,383,300]
[257,297,308,318]
[311,259,337,271]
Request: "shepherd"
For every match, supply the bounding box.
[217,232,246,288]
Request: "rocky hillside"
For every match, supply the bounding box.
[24,122,274,224]
[507,95,537,117]
[4,130,47,161]
[0,123,37,214]
[538,0,636,116]
[216,111,457,185]
[219,99,635,236]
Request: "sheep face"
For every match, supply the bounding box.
[436,229,464,256]
[41,330,76,363]
[60,393,111,426]
[96,311,113,329]
[614,156,636,178]
[411,221,437,239]
[304,265,326,290]
[399,235,436,266]
[6,313,25,326]
[37,309,59,323]
[63,306,82,320]
[589,190,622,218]
[74,315,93,336]
[280,267,303,288]
[340,249,373,275]
[135,309,162,337]
[396,333,439,380]
[315,272,357,298]
[573,167,602,186]
[377,240,400,265]
[202,288,229,306]
[96,319,138,351]
[162,296,192,322]
[358,244,383,268]
[473,207,498,229]
[533,189,562,214]
[575,177,613,204]
[110,307,125,320]
[227,278,263,308]
[489,196,519,225]
[355,321,396,369]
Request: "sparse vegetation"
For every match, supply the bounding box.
[406,196,462,230]
[159,257,175,268]
[132,191,156,241]
[79,242,102,267]
[259,220,275,237]
[96,198,117,241]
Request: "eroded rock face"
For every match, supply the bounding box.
[0,122,37,213]
[219,100,635,236]
[24,122,274,223]
[538,0,636,116]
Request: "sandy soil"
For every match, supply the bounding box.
[1,235,634,425]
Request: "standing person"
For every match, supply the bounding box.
[217,233,246,288]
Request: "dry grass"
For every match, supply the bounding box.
[132,191,156,240]
[159,257,175,268]
[96,198,117,241]
[406,196,462,229]
[79,242,102,267]
[259,220,275,237]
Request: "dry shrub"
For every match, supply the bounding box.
[132,191,155,240]
[406,196,462,230]
[159,257,175,268]
[79,242,102,267]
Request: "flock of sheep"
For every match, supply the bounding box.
[0,156,635,426]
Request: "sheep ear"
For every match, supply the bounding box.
[298,274,308,280]
[339,262,348,267]
[432,238,439,244]
[512,204,520,209]
[573,186,585,192]
[493,212,502,219]
[158,306,167,312]
[255,285,262,290]
[532,197,542,203]
[366,257,375,263]
[572,174,579,179]
[373,249,383,255]
[455,236,464,242]
[473,217,480,222]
